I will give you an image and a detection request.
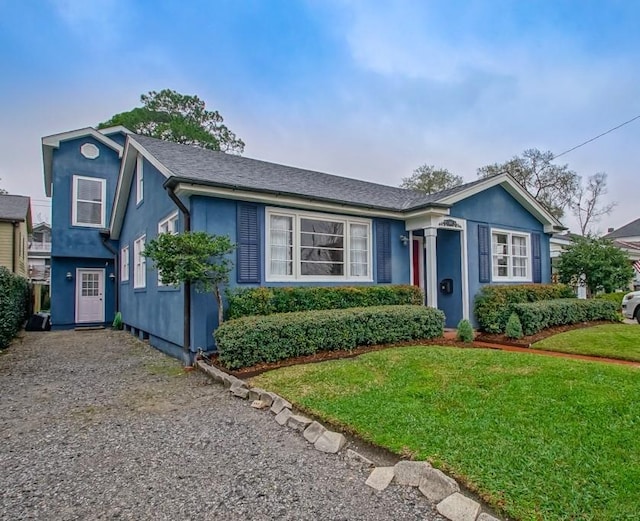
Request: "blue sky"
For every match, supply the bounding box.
[1,0,638,232]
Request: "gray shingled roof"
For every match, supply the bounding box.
[133,134,484,212]
[605,218,640,239]
[0,194,30,221]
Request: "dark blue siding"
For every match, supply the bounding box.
[118,157,184,354]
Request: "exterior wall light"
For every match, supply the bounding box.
[66,272,73,280]
[400,235,409,246]
[109,273,116,281]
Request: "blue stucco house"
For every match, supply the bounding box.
[42,126,564,362]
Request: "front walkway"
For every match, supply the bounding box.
[0,330,443,521]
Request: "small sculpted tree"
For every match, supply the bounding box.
[557,236,634,296]
[143,232,236,326]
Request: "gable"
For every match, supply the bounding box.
[42,128,123,197]
[450,185,545,231]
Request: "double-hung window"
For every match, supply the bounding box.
[136,155,144,204]
[266,208,371,281]
[72,175,106,227]
[492,229,531,281]
[133,235,146,289]
[157,212,179,286]
[120,245,129,282]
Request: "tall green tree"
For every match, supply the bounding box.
[143,232,236,326]
[400,165,463,194]
[477,149,579,219]
[98,89,245,153]
[557,236,634,295]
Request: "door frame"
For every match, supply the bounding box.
[409,233,425,300]
[75,268,105,323]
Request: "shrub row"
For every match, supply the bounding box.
[0,267,29,349]
[474,284,575,333]
[595,292,626,310]
[511,298,619,336]
[226,285,424,319]
[215,305,445,369]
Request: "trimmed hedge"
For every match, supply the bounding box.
[215,305,445,369]
[511,298,619,336]
[595,292,626,310]
[474,284,576,333]
[0,267,29,349]
[226,285,424,319]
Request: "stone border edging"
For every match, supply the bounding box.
[196,360,504,521]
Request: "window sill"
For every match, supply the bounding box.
[265,276,374,283]
[491,277,532,283]
[120,280,129,285]
[133,287,147,292]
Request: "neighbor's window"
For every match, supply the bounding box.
[120,245,129,282]
[266,208,371,281]
[492,229,530,281]
[72,175,106,227]
[136,155,144,204]
[133,235,146,288]
[157,211,179,286]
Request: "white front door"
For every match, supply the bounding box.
[75,269,105,323]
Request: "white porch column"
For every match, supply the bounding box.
[424,227,438,309]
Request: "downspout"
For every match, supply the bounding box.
[99,230,118,311]
[165,184,191,358]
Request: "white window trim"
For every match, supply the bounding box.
[135,155,144,205]
[265,207,373,283]
[491,228,532,282]
[157,211,179,286]
[133,235,146,289]
[71,175,106,228]
[120,245,129,282]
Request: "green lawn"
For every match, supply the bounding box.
[533,324,640,362]
[253,346,640,521]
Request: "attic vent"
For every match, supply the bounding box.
[80,143,100,160]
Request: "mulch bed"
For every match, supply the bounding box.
[202,337,472,378]
[201,320,621,378]
[474,320,618,347]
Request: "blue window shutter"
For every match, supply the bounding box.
[376,221,392,283]
[237,204,260,283]
[478,225,490,283]
[532,232,542,283]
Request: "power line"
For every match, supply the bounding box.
[553,114,640,160]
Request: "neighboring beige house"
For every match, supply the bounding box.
[0,194,32,277]
[28,222,51,283]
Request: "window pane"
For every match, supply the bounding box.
[300,219,343,235]
[77,201,102,225]
[269,215,293,276]
[301,262,344,276]
[300,247,344,262]
[77,178,102,202]
[350,223,369,277]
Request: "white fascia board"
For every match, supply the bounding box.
[438,173,565,232]
[174,182,410,220]
[98,125,132,136]
[109,137,173,240]
[42,127,124,197]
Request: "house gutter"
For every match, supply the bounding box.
[99,230,118,311]
[165,184,191,360]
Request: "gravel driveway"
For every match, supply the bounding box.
[0,330,443,520]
